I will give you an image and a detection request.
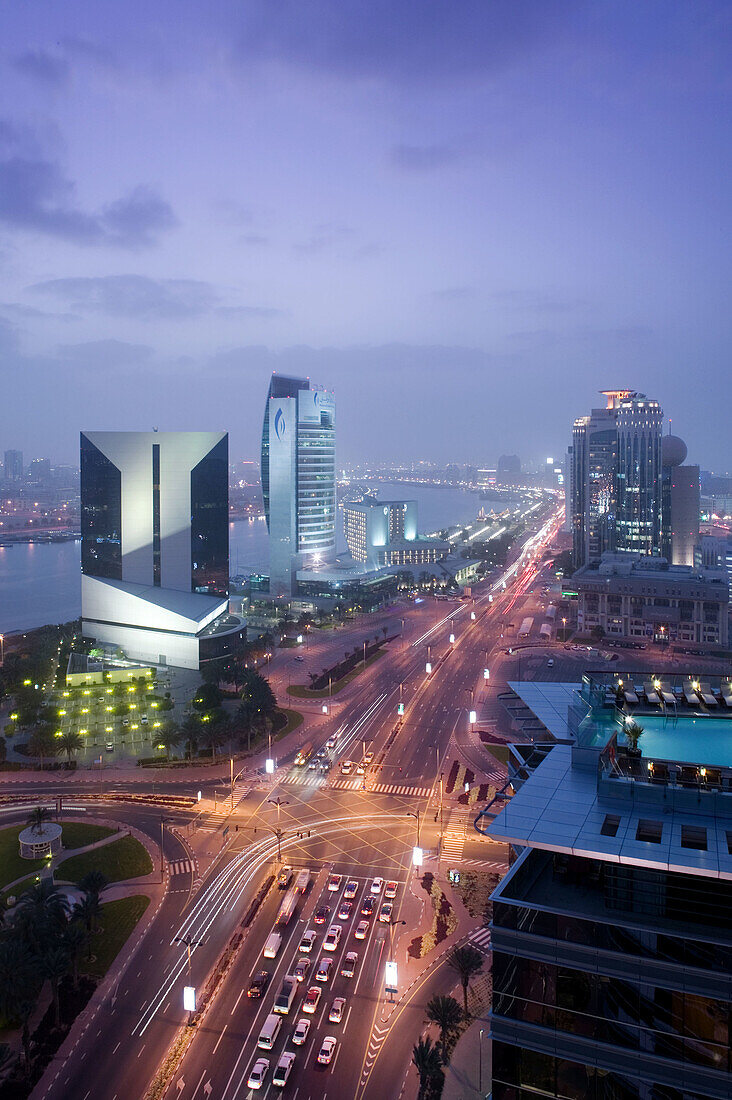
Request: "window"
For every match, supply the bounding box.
[601,814,621,837]
[681,826,707,851]
[636,819,663,843]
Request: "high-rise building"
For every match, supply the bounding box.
[571,391,663,568]
[81,431,244,669]
[480,671,732,1100]
[660,435,700,567]
[28,458,51,482]
[343,499,448,566]
[261,374,336,597]
[3,449,23,481]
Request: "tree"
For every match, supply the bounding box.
[28,726,61,770]
[447,944,484,1018]
[59,730,83,764]
[73,893,102,941]
[180,713,201,758]
[425,994,462,1062]
[0,941,39,1079]
[156,721,182,762]
[18,879,70,940]
[78,870,108,901]
[412,1036,443,1100]
[63,922,88,988]
[27,805,52,835]
[591,624,605,641]
[200,714,230,761]
[192,683,223,713]
[41,947,70,1028]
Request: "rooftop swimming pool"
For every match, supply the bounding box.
[617,713,732,768]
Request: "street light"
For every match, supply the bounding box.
[406,810,421,847]
[268,797,290,824]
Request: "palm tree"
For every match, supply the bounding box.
[78,870,108,901]
[28,726,60,771]
[200,714,230,761]
[447,944,484,1018]
[156,721,182,761]
[59,730,83,764]
[412,1036,443,1100]
[0,941,40,1075]
[63,922,88,988]
[425,994,462,1062]
[18,880,70,946]
[27,805,52,835]
[73,892,102,943]
[41,947,70,1028]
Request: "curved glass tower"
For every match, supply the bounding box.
[261,374,336,596]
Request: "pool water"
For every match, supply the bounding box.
[618,713,732,768]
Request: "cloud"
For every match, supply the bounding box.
[31,275,218,319]
[0,120,176,248]
[55,338,154,369]
[237,0,581,84]
[293,222,353,254]
[13,49,70,87]
[31,274,283,322]
[390,143,459,171]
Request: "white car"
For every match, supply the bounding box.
[363,751,374,764]
[299,930,317,953]
[341,951,358,978]
[272,1051,296,1087]
[317,1036,337,1065]
[292,1017,310,1045]
[328,996,346,1023]
[327,873,342,892]
[384,881,398,899]
[379,901,393,923]
[323,925,342,951]
[354,920,369,940]
[369,877,384,895]
[340,760,353,774]
[344,880,358,899]
[247,1058,269,1090]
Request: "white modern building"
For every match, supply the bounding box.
[261,375,336,597]
[81,431,244,670]
[342,498,448,567]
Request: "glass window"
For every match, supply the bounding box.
[80,434,122,580]
[191,436,229,597]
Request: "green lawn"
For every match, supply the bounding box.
[57,834,153,884]
[80,895,150,979]
[287,649,385,698]
[272,708,304,739]
[485,742,510,765]
[60,822,116,850]
[0,826,45,891]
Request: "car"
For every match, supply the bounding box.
[356,763,365,775]
[341,951,358,978]
[293,957,311,982]
[303,986,322,1013]
[379,902,393,923]
[316,957,333,982]
[272,1051,296,1088]
[384,881,398,899]
[340,760,353,774]
[326,737,337,749]
[337,900,352,920]
[319,762,331,773]
[247,970,271,998]
[295,655,305,662]
[327,873,342,892]
[370,877,384,895]
[363,751,374,764]
[317,1037,337,1065]
[299,930,317,953]
[122,717,129,727]
[323,925,342,951]
[105,740,114,752]
[314,905,330,925]
[354,920,369,940]
[140,714,148,724]
[360,896,375,917]
[344,879,359,899]
[308,760,318,770]
[328,996,346,1023]
[247,1058,269,1090]
[277,867,293,889]
[547,658,555,668]
[292,1017,311,1045]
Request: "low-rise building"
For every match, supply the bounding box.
[343,498,449,567]
[571,551,728,648]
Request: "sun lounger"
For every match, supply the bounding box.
[623,690,639,705]
[682,689,698,706]
[643,682,662,705]
[721,687,732,708]
[699,683,718,707]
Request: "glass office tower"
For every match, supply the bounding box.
[261,375,336,596]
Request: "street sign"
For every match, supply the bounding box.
[425,662,432,675]
[412,846,423,867]
[385,960,398,993]
[469,710,477,724]
[183,986,196,1011]
[265,758,275,774]
[483,668,490,680]
[398,702,404,716]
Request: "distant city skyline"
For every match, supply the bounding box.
[1,3,730,468]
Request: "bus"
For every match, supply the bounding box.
[275,887,299,928]
[294,741,313,766]
[539,621,553,640]
[518,617,534,639]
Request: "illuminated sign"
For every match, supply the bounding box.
[412,846,423,866]
[183,986,196,1012]
[265,758,275,774]
[385,961,398,992]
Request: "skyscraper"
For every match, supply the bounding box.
[81,431,243,669]
[3,449,23,481]
[261,374,336,597]
[661,434,700,567]
[571,391,663,569]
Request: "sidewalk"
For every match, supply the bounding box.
[442,1015,491,1100]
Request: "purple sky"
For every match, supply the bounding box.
[1,1,730,470]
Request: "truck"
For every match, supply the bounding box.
[263,932,282,959]
[294,741,313,766]
[273,974,298,1015]
[518,617,534,638]
[294,868,311,893]
[275,886,299,928]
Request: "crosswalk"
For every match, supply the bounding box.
[280,771,326,788]
[168,859,194,876]
[329,779,431,798]
[469,925,492,954]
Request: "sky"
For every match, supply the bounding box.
[0,1,730,470]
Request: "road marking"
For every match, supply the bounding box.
[231,988,245,1014]
[212,1023,228,1054]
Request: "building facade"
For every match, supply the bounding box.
[81,431,244,669]
[571,551,728,648]
[261,375,336,597]
[3,449,23,481]
[482,673,732,1100]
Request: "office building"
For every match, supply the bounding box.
[3,449,23,481]
[81,431,244,670]
[343,498,449,567]
[572,391,664,568]
[570,551,728,648]
[27,458,51,482]
[480,671,732,1100]
[696,534,732,601]
[261,374,336,597]
[660,435,700,567]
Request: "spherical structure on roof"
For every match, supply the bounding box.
[661,435,687,468]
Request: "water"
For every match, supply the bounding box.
[618,713,732,769]
[0,484,515,633]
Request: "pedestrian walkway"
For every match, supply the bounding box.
[168,858,194,876]
[329,778,431,798]
[440,805,471,862]
[280,771,326,788]
[469,925,492,955]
